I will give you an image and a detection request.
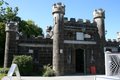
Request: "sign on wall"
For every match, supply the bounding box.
[76,32,84,40]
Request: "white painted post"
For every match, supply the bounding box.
[2,64,21,80]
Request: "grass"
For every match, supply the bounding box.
[0,73,6,80]
[0,67,8,80]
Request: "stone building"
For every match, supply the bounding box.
[4,2,120,75]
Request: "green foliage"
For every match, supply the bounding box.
[0,68,9,74]
[0,67,9,80]
[0,0,43,67]
[12,55,33,76]
[0,0,4,6]
[0,22,5,66]
[42,64,55,77]
[0,0,18,21]
[19,20,43,37]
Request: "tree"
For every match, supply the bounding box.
[0,22,5,66]
[19,20,43,37]
[0,0,43,67]
[0,0,19,22]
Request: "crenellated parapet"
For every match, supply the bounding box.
[106,39,118,43]
[93,8,105,19]
[105,39,120,53]
[106,39,120,47]
[64,17,96,27]
[19,35,52,44]
[52,2,65,15]
[5,21,18,32]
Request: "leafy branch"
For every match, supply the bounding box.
[0,0,19,22]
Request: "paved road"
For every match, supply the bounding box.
[16,76,95,80]
[2,75,120,80]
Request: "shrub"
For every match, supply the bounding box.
[42,64,55,77]
[0,68,8,80]
[0,68,9,74]
[12,55,33,76]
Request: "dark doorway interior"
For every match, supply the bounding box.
[76,49,84,73]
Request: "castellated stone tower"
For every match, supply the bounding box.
[4,21,18,68]
[52,2,65,76]
[93,9,105,74]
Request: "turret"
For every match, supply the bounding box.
[4,21,18,68]
[52,2,65,76]
[93,9,105,41]
[93,9,105,74]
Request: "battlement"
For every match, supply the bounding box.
[106,39,120,47]
[93,8,105,19]
[64,17,96,26]
[5,21,18,32]
[19,37,52,45]
[7,21,18,26]
[52,2,65,14]
[106,39,118,43]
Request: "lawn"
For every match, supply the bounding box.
[0,73,6,80]
[0,67,9,80]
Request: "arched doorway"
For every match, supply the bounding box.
[75,48,84,73]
